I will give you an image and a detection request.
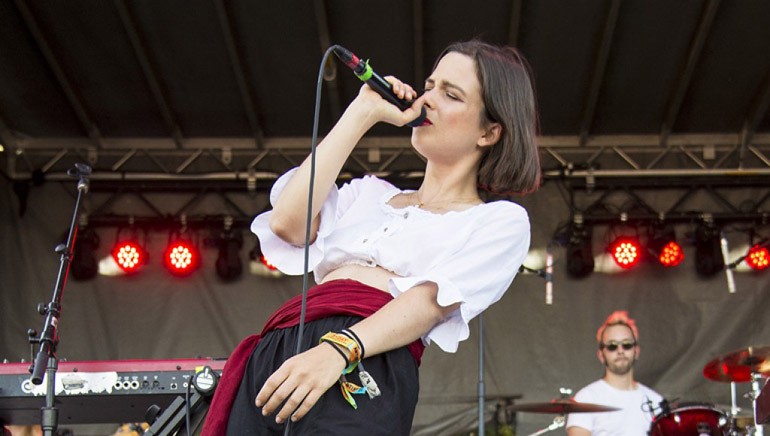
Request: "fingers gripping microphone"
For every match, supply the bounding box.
[332,45,427,128]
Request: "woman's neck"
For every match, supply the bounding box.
[417,161,481,205]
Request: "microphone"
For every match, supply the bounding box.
[719,233,736,294]
[332,45,427,128]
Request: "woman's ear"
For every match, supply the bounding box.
[478,122,502,148]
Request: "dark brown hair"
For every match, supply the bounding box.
[436,40,541,196]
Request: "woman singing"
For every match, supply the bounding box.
[203,39,541,435]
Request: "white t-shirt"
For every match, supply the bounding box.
[251,169,531,353]
[566,379,663,436]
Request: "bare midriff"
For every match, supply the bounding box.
[320,263,398,293]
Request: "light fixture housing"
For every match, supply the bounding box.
[70,227,100,281]
[647,222,684,267]
[566,221,594,278]
[694,221,724,277]
[215,225,244,281]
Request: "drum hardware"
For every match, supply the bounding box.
[506,388,620,436]
[703,346,770,436]
[649,402,730,436]
[506,398,622,414]
[703,346,770,384]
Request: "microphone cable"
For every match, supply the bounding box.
[283,43,339,436]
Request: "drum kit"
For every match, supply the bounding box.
[504,346,769,436]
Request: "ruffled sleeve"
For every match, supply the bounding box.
[250,168,340,275]
[388,202,530,352]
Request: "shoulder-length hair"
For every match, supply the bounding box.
[436,40,541,196]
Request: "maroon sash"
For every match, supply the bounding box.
[201,279,425,435]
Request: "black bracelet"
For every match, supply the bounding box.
[341,328,366,360]
[321,340,350,367]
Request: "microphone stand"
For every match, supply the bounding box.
[28,163,92,436]
[478,314,485,436]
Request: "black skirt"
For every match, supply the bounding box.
[226,315,420,436]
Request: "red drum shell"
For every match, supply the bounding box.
[649,404,727,436]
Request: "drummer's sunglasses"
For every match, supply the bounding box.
[599,341,637,351]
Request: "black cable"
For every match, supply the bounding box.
[518,264,547,279]
[283,44,339,436]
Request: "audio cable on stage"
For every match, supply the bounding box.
[285,44,424,434]
[281,43,336,436]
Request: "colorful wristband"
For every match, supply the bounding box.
[341,328,366,360]
[320,332,361,374]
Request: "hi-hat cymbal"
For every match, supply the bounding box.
[703,346,770,383]
[507,399,620,414]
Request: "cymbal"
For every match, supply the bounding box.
[507,398,620,414]
[420,393,522,405]
[703,346,770,383]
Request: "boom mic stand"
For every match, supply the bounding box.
[28,163,92,436]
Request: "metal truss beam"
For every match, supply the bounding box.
[3,134,770,188]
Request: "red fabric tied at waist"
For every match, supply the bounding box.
[201,279,426,436]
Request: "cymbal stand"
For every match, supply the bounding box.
[526,415,565,436]
[750,372,765,436]
[526,388,571,436]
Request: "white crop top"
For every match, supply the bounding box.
[251,168,531,352]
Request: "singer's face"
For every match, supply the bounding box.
[411,52,490,163]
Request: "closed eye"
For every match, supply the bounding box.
[423,87,461,101]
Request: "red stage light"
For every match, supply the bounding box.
[610,237,641,268]
[657,241,685,267]
[112,240,146,273]
[260,255,278,271]
[164,240,199,275]
[746,245,769,271]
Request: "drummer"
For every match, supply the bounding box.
[566,311,663,435]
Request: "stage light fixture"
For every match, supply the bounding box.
[647,222,684,267]
[215,217,244,281]
[609,236,641,269]
[694,220,724,277]
[112,241,146,273]
[70,227,100,281]
[248,238,283,278]
[605,214,642,269]
[745,243,769,271]
[565,215,594,278]
[111,227,147,274]
[163,229,199,276]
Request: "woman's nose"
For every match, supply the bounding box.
[417,89,434,109]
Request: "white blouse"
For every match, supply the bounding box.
[251,168,531,352]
